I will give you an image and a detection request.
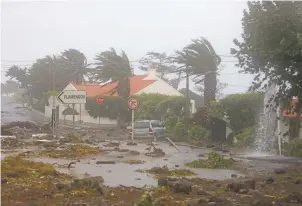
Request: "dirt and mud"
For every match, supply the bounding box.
[1,122,302,206]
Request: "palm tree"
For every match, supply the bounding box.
[60,49,92,84]
[94,48,133,128]
[174,37,221,105]
[94,48,133,98]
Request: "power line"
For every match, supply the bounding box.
[0,54,238,64]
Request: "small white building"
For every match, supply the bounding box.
[45,66,197,126]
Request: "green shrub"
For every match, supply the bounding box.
[185,152,234,169]
[173,121,187,141]
[164,116,178,135]
[188,125,210,141]
[285,138,302,157]
[234,127,254,148]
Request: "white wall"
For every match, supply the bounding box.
[136,78,183,96]
[45,96,117,125]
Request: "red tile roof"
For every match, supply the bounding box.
[283,99,301,117]
[71,75,156,97]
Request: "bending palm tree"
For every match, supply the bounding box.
[94,48,133,127]
[175,37,221,105]
[60,49,92,84]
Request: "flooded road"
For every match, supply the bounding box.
[1,96,31,124]
[29,141,244,187]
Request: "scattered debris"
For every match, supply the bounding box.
[122,160,145,164]
[39,144,103,158]
[130,150,140,155]
[145,142,165,157]
[96,160,116,164]
[59,132,82,143]
[136,166,196,176]
[127,141,138,146]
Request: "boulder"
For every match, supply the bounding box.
[55,182,69,190]
[71,176,106,194]
[130,150,140,155]
[265,177,274,184]
[170,179,192,194]
[226,179,256,193]
[274,168,286,174]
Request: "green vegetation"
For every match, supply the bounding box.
[39,144,103,159]
[233,127,254,149]
[136,166,196,176]
[231,1,302,113]
[283,138,302,157]
[85,93,186,121]
[186,152,234,169]
[2,156,57,178]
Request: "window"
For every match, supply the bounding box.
[151,121,159,127]
[134,122,150,129]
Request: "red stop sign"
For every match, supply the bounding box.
[96,96,104,104]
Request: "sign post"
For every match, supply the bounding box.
[57,90,87,131]
[128,98,140,141]
[96,96,104,127]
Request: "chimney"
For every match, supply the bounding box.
[143,63,159,80]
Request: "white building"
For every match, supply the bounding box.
[45,66,197,126]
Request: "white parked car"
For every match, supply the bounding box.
[129,120,166,140]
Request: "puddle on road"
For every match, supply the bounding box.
[28,141,244,187]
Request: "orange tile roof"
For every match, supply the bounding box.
[283,99,301,117]
[71,75,156,97]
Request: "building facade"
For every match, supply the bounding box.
[45,67,197,126]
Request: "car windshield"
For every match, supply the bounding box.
[134,122,149,129]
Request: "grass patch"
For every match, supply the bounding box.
[136,166,196,176]
[185,152,234,169]
[40,144,103,159]
[2,155,57,178]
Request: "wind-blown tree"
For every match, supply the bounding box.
[4,80,19,94]
[94,48,133,127]
[1,83,7,95]
[6,55,71,108]
[174,37,221,105]
[139,52,180,89]
[59,49,92,84]
[231,1,302,113]
[5,65,30,88]
[94,48,133,98]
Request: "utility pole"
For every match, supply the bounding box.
[51,59,56,138]
[185,51,190,131]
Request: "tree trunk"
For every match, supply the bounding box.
[204,72,217,105]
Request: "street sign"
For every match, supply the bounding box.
[57,90,87,104]
[96,96,104,104]
[128,98,140,110]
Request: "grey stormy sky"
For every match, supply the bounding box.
[1,0,253,96]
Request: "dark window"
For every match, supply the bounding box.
[151,121,159,127]
[134,122,150,129]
